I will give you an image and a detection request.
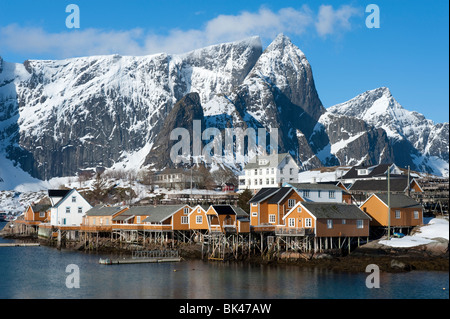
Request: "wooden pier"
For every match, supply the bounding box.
[0,243,40,247]
[100,257,181,264]
[99,249,181,265]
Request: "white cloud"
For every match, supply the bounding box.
[0,5,362,59]
[316,5,362,37]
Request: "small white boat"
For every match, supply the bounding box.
[98,258,113,265]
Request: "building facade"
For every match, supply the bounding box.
[239,153,300,192]
[50,189,92,227]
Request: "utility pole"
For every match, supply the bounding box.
[407,165,410,196]
[387,168,391,240]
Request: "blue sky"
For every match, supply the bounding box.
[0,0,448,123]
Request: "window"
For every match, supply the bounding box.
[254,179,258,185]
[266,178,269,185]
[184,207,189,214]
[288,218,295,227]
[413,211,419,219]
[342,219,346,225]
[254,169,258,175]
[252,212,257,217]
[266,168,269,174]
[72,196,76,203]
[39,212,45,218]
[280,169,284,175]
[358,169,368,176]
[297,206,302,213]
[269,214,276,223]
[271,168,274,174]
[357,220,364,229]
[181,216,189,224]
[259,179,262,185]
[65,207,70,214]
[289,168,293,175]
[251,203,257,207]
[329,191,335,199]
[303,190,310,198]
[78,207,82,214]
[196,215,203,224]
[395,210,401,219]
[63,218,66,225]
[288,199,296,208]
[327,219,333,229]
[271,178,274,184]
[259,169,262,175]
[105,219,109,225]
[305,218,312,228]
[136,216,141,224]
[318,190,321,198]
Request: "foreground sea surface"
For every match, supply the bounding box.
[0,222,448,299]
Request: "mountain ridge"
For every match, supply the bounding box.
[0,34,448,189]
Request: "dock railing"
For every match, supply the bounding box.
[275,227,314,236]
[131,249,179,259]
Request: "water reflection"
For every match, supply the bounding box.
[0,228,448,299]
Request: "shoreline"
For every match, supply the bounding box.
[1,232,447,273]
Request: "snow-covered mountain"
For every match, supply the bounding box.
[325,87,449,176]
[0,34,448,191]
[0,37,263,180]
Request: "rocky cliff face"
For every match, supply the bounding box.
[144,92,206,169]
[326,87,449,176]
[0,35,448,184]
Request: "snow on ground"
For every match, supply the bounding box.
[379,217,449,248]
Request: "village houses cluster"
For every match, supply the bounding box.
[14,153,425,249]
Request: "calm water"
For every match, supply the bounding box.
[0,222,448,299]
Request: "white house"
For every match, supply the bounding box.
[239,153,300,192]
[284,182,344,203]
[49,189,92,227]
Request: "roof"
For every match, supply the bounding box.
[249,188,280,203]
[341,163,393,180]
[123,205,187,223]
[267,187,297,204]
[349,178,412,192]
[244,153,291,169]
[191,205,209,212]
[156,168,187,175]
[31,204,51,213]
[52,189,77,208]
[301,202,371,220]
[48,189,71,198]
[211,205,236,215]
[210,205,249,217]
[85,206,128,216]
[233,206,249,217]
[371,193,422,209]
[288,182,342,191]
